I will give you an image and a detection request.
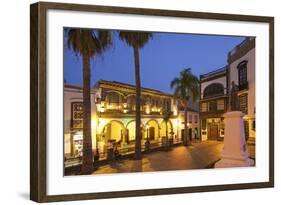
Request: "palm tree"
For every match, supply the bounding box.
[119,31,153,159]
[67,29,112,174]
[162,109,173,151]
[170,68,199,146]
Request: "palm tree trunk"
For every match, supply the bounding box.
[133,46,142,160]
[165,121,169,150]
[81,52,93,174]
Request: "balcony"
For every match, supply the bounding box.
[238,81,248,91]
[97,102,169,116]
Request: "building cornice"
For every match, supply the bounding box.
[97,80,174,98]
[228,37,255,64]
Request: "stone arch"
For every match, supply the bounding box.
[237,60,248,69]
[102,120,126,144]
[126,93,136,98]
[160,120,173,138]
[126,120,145,142]
[144,119,160,141]
[125,120,145,128]
[106,90,124,96]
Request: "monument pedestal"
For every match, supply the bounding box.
[215,111,254,168]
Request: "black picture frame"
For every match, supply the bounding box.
[30,1,274,202]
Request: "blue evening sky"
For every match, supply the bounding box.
[64,30,245,94]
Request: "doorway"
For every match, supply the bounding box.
[149,127,155,141]
[208,122,219,140]
[188,128,192,141]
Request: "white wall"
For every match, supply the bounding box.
[1,0,279,205]
[229,48,256,118]
[64,88,98,155]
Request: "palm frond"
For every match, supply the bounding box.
[67,28,112,57]
[170,77,180,89]
[119,31,153,49]
[170,68,199,103]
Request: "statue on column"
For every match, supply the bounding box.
[215,80,254,168]
[229,81,239,111]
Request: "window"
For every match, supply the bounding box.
[239,94,248,114]
[189,114,192,123]
[201,102,207,112]
[71,102,83,129]
[237,61,248,87]
[202,119,206,130]
[244,120,249,140]
[127,95,136,111]
[194,128,199,139]
[194,115,198,123]
[203,83,224,98]
[107,92,121,104]
[166,100,171,111]
[252,120,256,131]
[209,100,217,112]
[106,92,122,110]
[217,99,225,110]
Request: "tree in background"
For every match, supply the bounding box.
[170,68,199,146]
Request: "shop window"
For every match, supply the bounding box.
[244,120,249,140]
[220,121,225,136]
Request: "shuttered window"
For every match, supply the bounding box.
[217,99,225,110]
[239,94,248,114]
[201,102,207,112]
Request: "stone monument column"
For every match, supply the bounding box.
[215,111,254,168]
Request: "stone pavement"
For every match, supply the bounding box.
[92,141,255,175]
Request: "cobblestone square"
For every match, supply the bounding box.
[92,141,255,175]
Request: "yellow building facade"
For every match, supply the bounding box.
[64,80,200,160]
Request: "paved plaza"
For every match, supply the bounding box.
[92,141,255,175]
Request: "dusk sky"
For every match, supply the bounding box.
[64,30,245,94]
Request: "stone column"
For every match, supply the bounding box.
[215,111,254,168]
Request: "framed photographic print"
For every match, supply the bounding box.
[30,1,274,202]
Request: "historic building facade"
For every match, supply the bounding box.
[228,37,255,143]
[64,80,200,159]
[199,67,228,141]
[199,37,255,143]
